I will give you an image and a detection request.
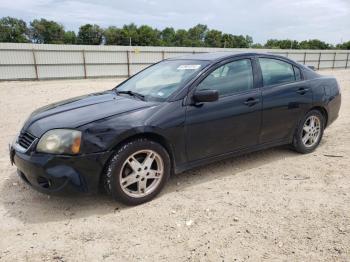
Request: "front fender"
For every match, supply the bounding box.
[79,99,186,168]
[80,123,166,153]
[107,126,170,151]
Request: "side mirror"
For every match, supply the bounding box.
[193,90,219,103]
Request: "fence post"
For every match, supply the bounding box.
[346,53,349,69]
[303,52,307,65]
[332,52,336,69]
[126,50,131,77]
[32,49,39,80]
[317,52,321,70]
[162,50,165,60]
[82,50,87,79]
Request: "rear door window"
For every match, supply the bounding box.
[294,66,302,81]
[259,58,296,86]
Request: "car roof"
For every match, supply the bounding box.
[167,51,304,67]
[167,51,259,62]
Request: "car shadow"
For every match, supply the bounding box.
[1,145,300,224]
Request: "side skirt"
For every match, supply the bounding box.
[174,139,291,174]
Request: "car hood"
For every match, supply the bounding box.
[23,90,158,137]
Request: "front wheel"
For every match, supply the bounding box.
[292,110,325,154]
[104,138,170,205]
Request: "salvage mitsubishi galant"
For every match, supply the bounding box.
[9,52,341,205]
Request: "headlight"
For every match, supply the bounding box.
[36,129,82,155]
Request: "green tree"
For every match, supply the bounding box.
[77,24,103,45]
[232,35,251,48]
[119,23,139,45]
[299,39,331,49]
[0,16,28,43]
[222,34,233,48]
[137,25,160,46]
[336,41,350,50]
[251,43,263,48]
[2,17,344,49]
[204,29,222,47]
[104,26,123,45]
[221,34,252,48]
[264,39,300,49]
[160,27,176,46]
[264,39,280,49]
[30,19,65,44]
[245,35,253,48]
[174,29,191,47]
[187,24,208,47]
[63,31,77,44]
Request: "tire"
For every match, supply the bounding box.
[292,110,325,154]
[103,138,171,205]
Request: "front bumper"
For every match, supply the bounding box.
[10,143,111,194]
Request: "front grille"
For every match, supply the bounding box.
[18,132,36,150]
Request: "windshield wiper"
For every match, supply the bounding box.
[116,90,145,101]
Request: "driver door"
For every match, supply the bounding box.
[185,58,262,162]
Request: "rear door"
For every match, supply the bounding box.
[258,57,312,144]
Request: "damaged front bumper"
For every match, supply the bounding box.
[9,142,110,194]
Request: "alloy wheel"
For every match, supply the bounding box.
[119,150,164,198]
[302,115,321,148]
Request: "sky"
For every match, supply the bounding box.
[0,0,349,44]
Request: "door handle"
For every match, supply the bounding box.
[296,87,309,95]
[244,98,259,106]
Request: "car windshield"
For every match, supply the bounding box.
[116,59,209,101]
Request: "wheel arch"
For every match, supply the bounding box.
[99,131,176,190]
[112,132,174,163]
[309,106,328,127]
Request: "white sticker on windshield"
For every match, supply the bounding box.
[177,65,201,70]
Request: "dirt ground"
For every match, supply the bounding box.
[0,69,349,262]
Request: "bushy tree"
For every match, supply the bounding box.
[30,19,65,44]
[265,39,280,49]
[187,24,208,47]
[77,24,103,45]
[0,16,28,43]
[221,34,252,48]
[251,43,263,48]
[174,29,191,47]
[265,39,299,49]
[232,35,251,48]
[245,35,253,48]
[137,25,160,46]
[63,31,77,44]
[222,34,233,48]
[2,16,347,49]
[160,27,176,46]
[104,26,123,45]
[337,41,350,50]
[105,24,161,46]
[120,23,139,45]
[299,39,332,49]
[205,30,222,47]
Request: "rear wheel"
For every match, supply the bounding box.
[292,110,325,154]
[104,138,170,205]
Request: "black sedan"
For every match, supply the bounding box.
[10,52,341,205]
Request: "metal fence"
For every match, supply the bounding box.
[0,43,349,81]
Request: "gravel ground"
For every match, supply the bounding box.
[0,70,349,261]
